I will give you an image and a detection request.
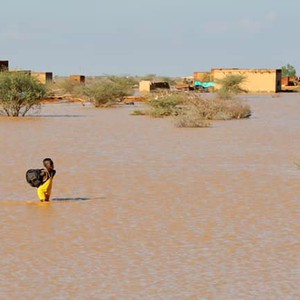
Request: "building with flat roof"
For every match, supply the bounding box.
[139,80,170,93]
[0,60,9,71]
[31,72,53,84]
[211,68,282,93]
[69,75,85,84]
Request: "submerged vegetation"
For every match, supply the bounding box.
[175,96,251,127]
[147,94,183,117]
[132,74,251,128]
[143,93,251,127]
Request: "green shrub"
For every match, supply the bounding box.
[147,94,184,117]
[85,77,134,107]
[58,78,85,98]
[60,78,78,93]
[282,64,296,77]
[0,72,46,116]
[216,75,247,100]
[107,76,138,89]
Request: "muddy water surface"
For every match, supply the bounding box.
[0,95,300,299]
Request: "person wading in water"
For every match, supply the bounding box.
[26,158,56,202]
[37,158,56,202]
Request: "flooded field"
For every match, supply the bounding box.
[0,94,300,299]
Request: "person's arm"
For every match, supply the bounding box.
[40,169,49,181]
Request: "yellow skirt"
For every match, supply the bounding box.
[37,178,53,202]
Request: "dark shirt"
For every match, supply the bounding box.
[40,169,56,183]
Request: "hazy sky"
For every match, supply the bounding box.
[1,0,299,76]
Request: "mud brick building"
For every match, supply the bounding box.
[211,68,282,93]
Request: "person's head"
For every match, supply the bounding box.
[43,158,54,171]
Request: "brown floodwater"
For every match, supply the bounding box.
[0,94,300,299]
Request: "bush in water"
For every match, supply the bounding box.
[0,71,46,117]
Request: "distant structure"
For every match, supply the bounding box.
[176,77,194,91]
[281,76,299,87]
[194,72,211,82]
[139,80,152,92]
[0,60,9,71]
[211,68,282,93]
[70,75,85,84]
[31,72,53,84]
[139,80,170,93]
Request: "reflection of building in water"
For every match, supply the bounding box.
[139,80,170,93]
[212,68,282,93]
[0,60,9,71]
